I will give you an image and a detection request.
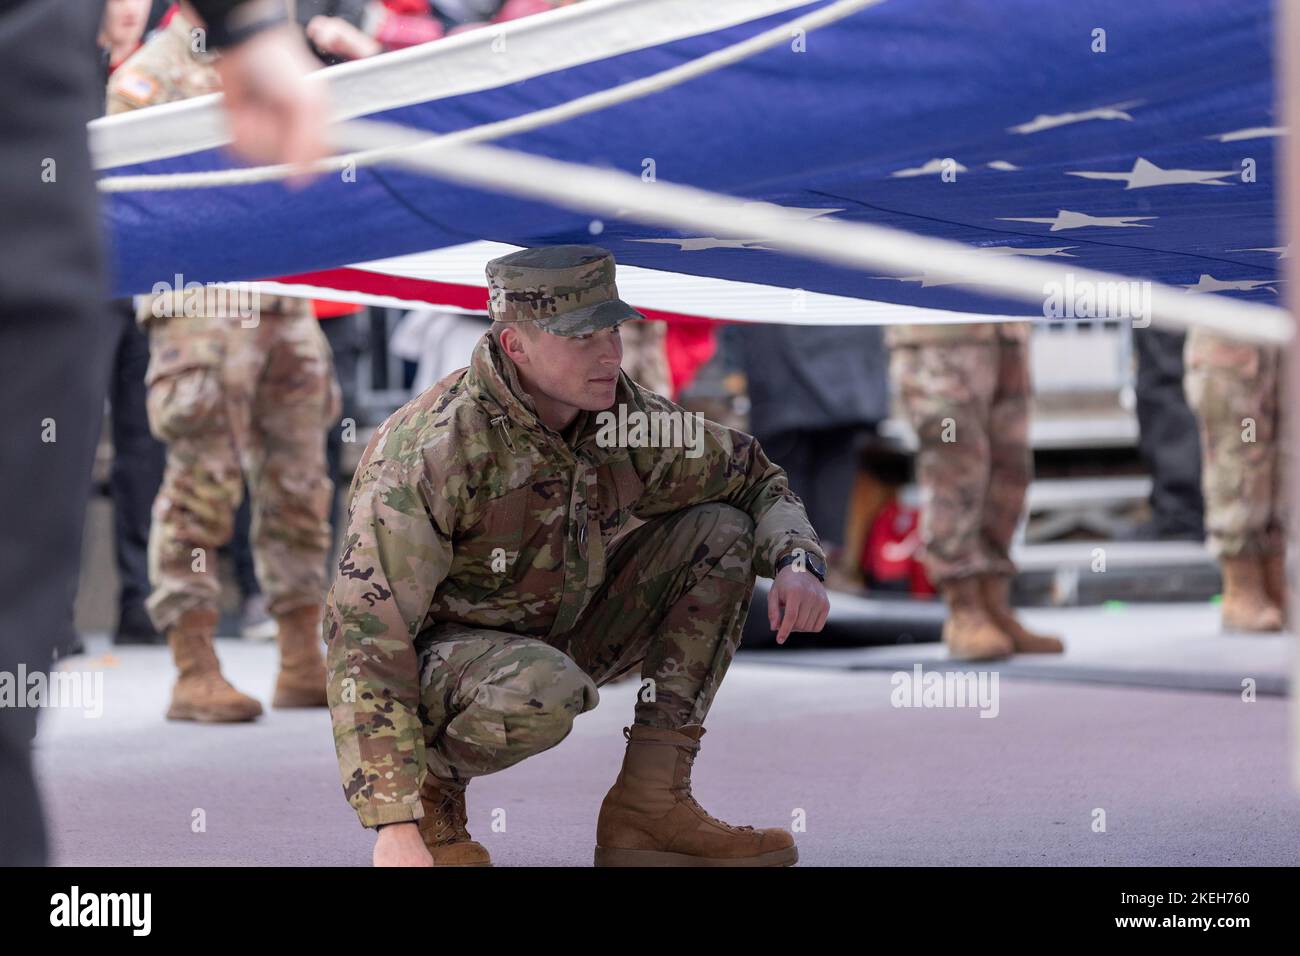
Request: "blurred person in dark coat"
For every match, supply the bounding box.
[734,323,889,565]
[0,0,328,866]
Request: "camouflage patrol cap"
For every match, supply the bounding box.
[485,245,644,336]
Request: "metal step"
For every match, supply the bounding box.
[1024,476,1151,510]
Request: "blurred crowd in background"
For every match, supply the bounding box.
[83,0,1287,669]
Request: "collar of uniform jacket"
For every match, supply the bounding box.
[464,331,636,457]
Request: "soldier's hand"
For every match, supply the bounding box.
[215,23,329,182]
[306,15,381,60]
[373,822,434,867]
[769,567,830,645]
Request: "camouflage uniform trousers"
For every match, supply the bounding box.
[144,310,342,630]
[414,502,757,784]
[1184,328,1287,557]
[890,336,1032,585]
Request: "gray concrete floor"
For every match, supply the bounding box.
[34,602,1300,866]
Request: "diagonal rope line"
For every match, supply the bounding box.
[321,119,1293,344]
[96,0,882,193]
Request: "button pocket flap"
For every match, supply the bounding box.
[146,330,226,386]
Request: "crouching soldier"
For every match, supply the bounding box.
[326,245,829,867]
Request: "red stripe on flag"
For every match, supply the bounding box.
[270,267,725,395]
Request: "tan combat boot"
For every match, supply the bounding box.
[417,775,491,866]
[1220,555,1284,632]
[166,607,263,722]
[272,604,329,708]
[594,724,797,867]
[1262,551,1288,621]
[941,577,1014,660]
[979,574,1064,654]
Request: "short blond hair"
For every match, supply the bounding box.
[490,319,538,348]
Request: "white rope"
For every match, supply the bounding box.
[97,0,881,193]
[321,118,1293,345]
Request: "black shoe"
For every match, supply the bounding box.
[114,603,164,645]
[53,636,86,660]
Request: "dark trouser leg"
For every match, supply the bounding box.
[561,502,757,729]
[230,492,259,599]
[320,313,361,557]
[1134,328,1204,535]
[758,429,859,549]
[108,301,165,616]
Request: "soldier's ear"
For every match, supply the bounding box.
[499,325,530,364]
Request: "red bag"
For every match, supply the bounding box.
[860,498,933,596]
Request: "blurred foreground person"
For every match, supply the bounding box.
[108,10,341,720]
[327,246,829,867]
[1184,329,1288,632]
[0,0,327,864]
[888,320,1064,660]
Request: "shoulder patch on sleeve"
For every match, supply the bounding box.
[110,70,159,107]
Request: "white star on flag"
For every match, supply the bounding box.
[1007,100,1143,134]
[631,237,771,251]
[891,158,968,177]
[1229,246,1290,259]
[978,245,1077,257]
[999,210,1156,231]
[629,205,842,251]
[1067,157,1236,189]
[1207,126,1286,143]
[871,245,1079,284]
[1183,274,1279,294]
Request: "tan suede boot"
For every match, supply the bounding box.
[272,604,328,708]
[941,578,1014,660]
[979,574,1064,654]
[166,607,263,722]
[594,724,797,867]
[416,775,491,866]
[1220,555,1284,632]
[1262,552,1288,618]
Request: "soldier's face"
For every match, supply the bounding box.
[505,323,624,414]
[100,0,151,46]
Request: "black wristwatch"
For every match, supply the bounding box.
[775,549,825,582]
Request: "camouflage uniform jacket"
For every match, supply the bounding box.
[327,332,823,827]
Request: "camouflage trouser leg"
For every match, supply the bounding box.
[980,338,1033,575]
[1185,333,1285,557]
[892,341,1028,585]
[145,316,244,630]
[238,313,339,615]
[416,502,756,783]
[145,312,339,629]
[415,631,600,783]
[565,501,757,729]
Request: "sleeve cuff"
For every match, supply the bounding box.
[762,537,825,578]
[357,798,424,830]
